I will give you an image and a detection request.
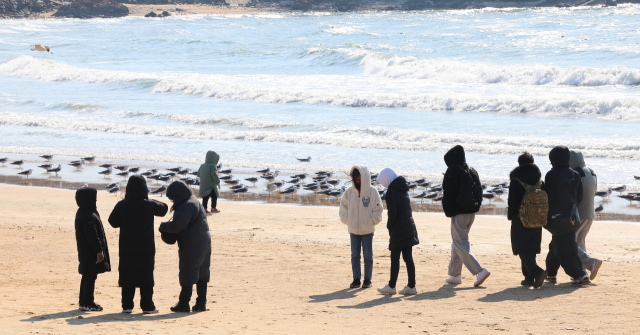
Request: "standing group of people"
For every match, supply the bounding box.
[340,144,602,295]
[74,151,220,313]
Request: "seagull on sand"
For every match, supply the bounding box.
[219,169,233,174]
[234,186,249,198]
[10,160,24,167]
[108,185,121,196]
[612,185,626,193]
[244,177,259,186]
[0,157,7,166]
[328,188,344,199]
[114,165,128,172]
[83,156,96,163]
[98,167,113,178]
[106,182,120,189]
[595,203,604,213]
[220,174,234,181]
[634,176,640,180]
[297,156,312,162]
[167,166,182,173]
[129,167,140,174]
[99,163,113,169]
[294,173,308,180]
[280,185,298,197]
[69,159,84,169]
[482,192,498,203]
[257,168,271,174]
[151,185,167,197]
[38,163,53,170]
[595,188,612,198]
[224,179,241,186]
[31,44,51,52]
[18,169,32,179]
[47,164,62,176]
[39,155,54,161]
[619,194,639,204]
[117,171,130,178]
[265,184,278,196]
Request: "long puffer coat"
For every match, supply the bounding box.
[507,163,543,256]
[75,186,111,275]
[442,145,482,218]
[108,175,168,287]
[159,181,212,286]
[197,150,220,198]
[543,146,584,236]
[385,176,419,251]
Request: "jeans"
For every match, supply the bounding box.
[203,193,217,210]
[179,280,208,305]
[350,233,374,281]
[79,273,97,306]
[545,231,587,279]
[448,214,483,276]
[519,252,543,282]
[389,246,415,289]
[122,286,155,311]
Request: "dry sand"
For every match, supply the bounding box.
[0,183,639,334]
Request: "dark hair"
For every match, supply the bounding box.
[518,152,534,166]
[351,168,361,191]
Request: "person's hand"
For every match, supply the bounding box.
[96,252,104,264]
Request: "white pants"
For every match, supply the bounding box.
[576,218,599,271]
[448,214,483,276]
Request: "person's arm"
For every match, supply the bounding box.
[150,199,169,217]
[159,203,196,234]
[339,191,349,224]
[107,204,121,228]
[386,191,398,231]
[212,167,220,187]
[84,216,104,254]
[543,173,555,208]
[197,168,201,178]
[370,189,383,225]
[576,177,584,206]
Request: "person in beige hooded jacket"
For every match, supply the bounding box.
[339,166,383,288]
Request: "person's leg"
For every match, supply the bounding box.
[402,246,416,288]
[79,275,85,306]
[80,273,97,306]
[388,249,401,289]
[557,232,588,280]
[210,193,218,210]
[362,233,374,281]
[349,234,362,280]
[520,253,542,281]
[139,287,155,311]
[449,214,483,275]
[202,195,209,209]
[195,280,208,305]
[545,240,561,278]
[178,285,193,305]
[121,287,136,310]
[575,218,593,252]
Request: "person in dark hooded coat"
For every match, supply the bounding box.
[507,152,546,288]
[159,181,212,313]
[542,146,589,286]
[75,186,110,312]
[375,168,419,296]
[108,175,168,313]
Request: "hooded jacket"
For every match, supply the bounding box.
[507,163,543,255]
[159,181,212,286]
[339,166,383,235]
[385,176,419,251]
[108,175,168,287]
[442,145,482,217]
[75,187,111,275]
[197,151,220,198]
[543,146,584,236]
[570,151,596,221]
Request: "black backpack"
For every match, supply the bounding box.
[456,165,483,211]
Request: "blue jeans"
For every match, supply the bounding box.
[350,233,374,280]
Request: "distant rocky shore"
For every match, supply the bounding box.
[1,0,637,18]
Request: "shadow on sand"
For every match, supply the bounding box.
[308,288,363,303]
[478,282,590,302]
[408,284,483,301]
[21,309,193,325]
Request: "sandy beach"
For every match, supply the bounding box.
[0,183,638,334]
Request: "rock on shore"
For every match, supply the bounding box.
[52,0,128,18]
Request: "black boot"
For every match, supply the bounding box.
[170,303,190,313]
[192,303,207,312]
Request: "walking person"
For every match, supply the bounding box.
[569,150,603,280]
[74,186,111,312]
[198,150,220,214]
[339,166,383,289]
[159,181,212,313]
[507,152,547,288]
[442,145,490,287]
[375,168,419,295]
[543,146,590,286]
[108,175,168,314]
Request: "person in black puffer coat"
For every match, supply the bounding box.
[507,152,546,288]
[375,168,419,296]
[542,146,589,286]
[108,175,168,313]
[75,186,111,312]
[159,181,212,313]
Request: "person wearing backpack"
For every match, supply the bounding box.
[569,150,603,280]
[442,145,490,287]
[543,146,590,287]
[507,152,547,288]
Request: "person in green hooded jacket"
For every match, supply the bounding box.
[197,151,220,214]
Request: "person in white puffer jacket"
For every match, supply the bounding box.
[339,165,383,289]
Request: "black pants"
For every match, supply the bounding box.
[519,252,543,282]
[545,231,587,279]
[179,280,208,305]
[203,193,217,209]
[122,286,155,311]
[389,246,416,289]
[79,273,97,306]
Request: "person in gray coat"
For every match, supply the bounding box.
[159,181,212,313]
[569,150,603,280]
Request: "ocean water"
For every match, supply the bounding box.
[1,7,640,188]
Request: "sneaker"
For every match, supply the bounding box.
[546,276,557,284]
[474,268,490,287]
[362,279,372,288]
[211,209,220,214]
[205,209,211,214]
[192,303,207,312]
[79,305,90,311]
[521,279,534,287]
[143,309,159,314]
[376,284,397,295]
[571,275,591,287]
[533,270,547,289]
[445,275,461,285]
[122,309,133,314]
[349,279,361,288]
[399,286,417,295]
[86,303,103,312]
[590,260,603,280]
[170,304,191,313]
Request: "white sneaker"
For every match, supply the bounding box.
[399,286,417,295]
[590,260,603,280]
[445,275,461,284]
[122,309,132,314]
[376,284,397,295]
[474,268,490,287]
[143,309,159,314]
